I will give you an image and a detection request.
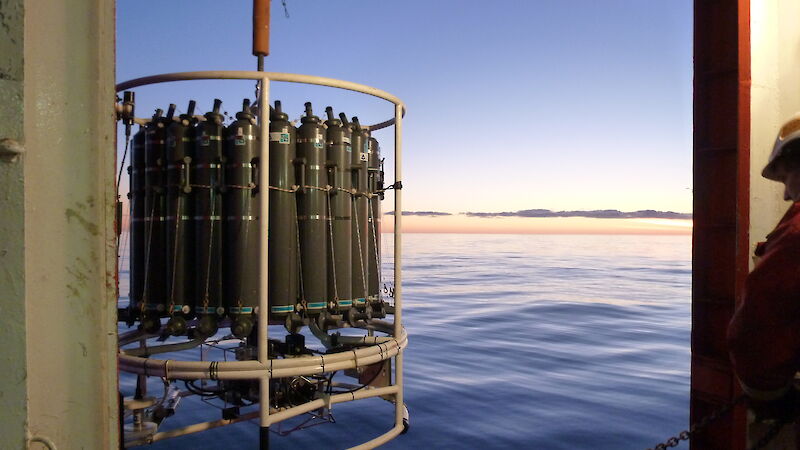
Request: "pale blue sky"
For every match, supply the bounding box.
[117,0,693,214]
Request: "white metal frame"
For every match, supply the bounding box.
[115,71,406,449]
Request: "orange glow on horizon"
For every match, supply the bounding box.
[117,207,693,235]
[381,215,693,235]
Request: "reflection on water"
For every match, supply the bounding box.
[120,233,690,449]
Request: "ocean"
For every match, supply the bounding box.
[120,233,691,449]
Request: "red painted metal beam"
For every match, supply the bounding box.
[691,0,749,448]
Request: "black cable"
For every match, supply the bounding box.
[329,365,384,395]
[326,371,336,395]
[116,135,130,196]
[184,379,222,396]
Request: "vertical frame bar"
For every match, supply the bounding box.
[393,103,404,428]
[258,75,271,433]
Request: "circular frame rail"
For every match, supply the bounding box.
[116,71,406,130]
[115,70,406,449]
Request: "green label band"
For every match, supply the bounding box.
[338,300,353,307]
[229,306,254,314]
[271,305,294,313]
[306,302,326,310]
[353,298,366,305]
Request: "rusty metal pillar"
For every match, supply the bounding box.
[691,0,750,448]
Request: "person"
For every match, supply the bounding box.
[728,114,800,421]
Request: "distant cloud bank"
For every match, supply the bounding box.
[463,209,692,219]
[385,211,453,217]
[386,209,691,219]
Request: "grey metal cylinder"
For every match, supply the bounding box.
[268,101,298,318]
[296,102,328,315]
[141,108,170,333]
[164,101,197,336]
[367,136,383,303]
[128,125,146,317]
[192,99,225,338]
[223,99,261,338]
[349,117,370,310]
[324,107,352,312]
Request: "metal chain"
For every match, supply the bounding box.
[750,418,791,450]
[647,394,745,450]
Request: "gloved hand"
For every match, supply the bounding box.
[748,386,800,423]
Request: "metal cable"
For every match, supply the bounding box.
[168,194,182,315]
[116,135,131,253]
[201,179,217,311]
[351,195,368,302]
[116,134,131,196]
[235,169,252,311]
[326,187,338,302]
[294,190,305,303]
[368,196,381,301]
[119,214,131,272]
[140,194,158,313]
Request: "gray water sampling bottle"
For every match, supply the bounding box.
[128,122,147,320]
[223,99,261,339]
[192,99,225,339]
[268,100,299,327]
[164,100,197,336]
[347,114,371,321]
[296,102,328,316]
[367,136,386,318]
[324,106,353,315]
[141,107,171,333]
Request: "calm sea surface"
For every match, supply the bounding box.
[120,233,691,449]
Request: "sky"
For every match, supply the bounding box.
[116,0,693,234]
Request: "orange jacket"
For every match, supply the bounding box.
[728,202,800,397]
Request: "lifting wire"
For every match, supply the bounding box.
[281,0,289,18]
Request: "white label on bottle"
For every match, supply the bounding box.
[269,132,290,143]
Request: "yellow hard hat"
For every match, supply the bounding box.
[763,114,800,180]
